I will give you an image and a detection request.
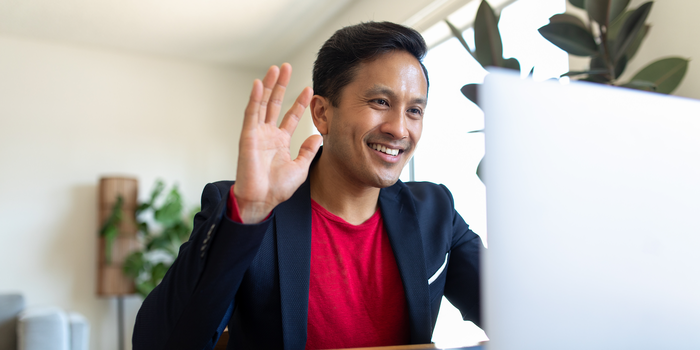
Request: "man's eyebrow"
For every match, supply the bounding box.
[364,85,427,105]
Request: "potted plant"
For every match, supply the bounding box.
[101,179,198,298]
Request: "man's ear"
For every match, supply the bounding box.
[310,95,330,135]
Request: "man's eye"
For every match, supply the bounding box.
[408,108,423,116]
[372,99,389,106]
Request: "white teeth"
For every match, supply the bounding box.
[369,143,399,156]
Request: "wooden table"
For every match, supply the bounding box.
[214,328,481,350]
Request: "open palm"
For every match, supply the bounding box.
[234,63,322,223]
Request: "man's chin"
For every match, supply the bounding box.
[372,175,402,189]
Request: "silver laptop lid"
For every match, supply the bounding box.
[481,68,700,350]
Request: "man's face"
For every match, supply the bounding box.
[319,50,428,189]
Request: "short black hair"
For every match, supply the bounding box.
[313,21,429,107]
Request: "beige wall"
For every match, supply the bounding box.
[0,34,256,350]
[568,0,698,99]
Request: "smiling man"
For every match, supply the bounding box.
[133,22,483,350]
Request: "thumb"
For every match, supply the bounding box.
[294,135,323,167]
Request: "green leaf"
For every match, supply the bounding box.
[503,57,520,71]
[154,187,183,226]
[474,0,504,67]
[607,10,649,61]
[539,22,598,56]
[630,57,689,94]
[590,55,608,71]
[146,234,172,251]
[103,226,118,265]
[561,69,608,77]
[580,74,610,83]
[122,251,145,279]
[461,84,478,105]
[445,19,477,60]
[138,222,150,237]
[607,10,631,40]
[585,0,609,26]
[136,281,156,298]
[148,180,165,206]
[620,79,656,91]
[100,196,123,237]
[476,156,484,183]
[624,24,649,61]
[613,1,652,63]
[614,54,628,78]
[569,0,585,9]
[608,0,630,23]
[151,262,169,284]
[549,13,587,29]
[135,202,150,215]
[585,0,630,26]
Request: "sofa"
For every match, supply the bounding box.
[0,293,89,350]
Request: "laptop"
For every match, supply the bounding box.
[479,69,700,350]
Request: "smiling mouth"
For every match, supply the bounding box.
[368,143,401,156]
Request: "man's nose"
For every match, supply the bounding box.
[380,109,409,140]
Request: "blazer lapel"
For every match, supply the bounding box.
[275,177,313,350]
[379,182,433,343]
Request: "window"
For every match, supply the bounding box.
[404,0,569,346]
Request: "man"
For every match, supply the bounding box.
[133,21,482,350]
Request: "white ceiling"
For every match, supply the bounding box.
[0,0,353,68]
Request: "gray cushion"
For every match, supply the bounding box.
[0,293,25,350]
[18,307,69,350]
[67,313,89,350]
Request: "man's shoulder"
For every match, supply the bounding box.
[207,180,236,194]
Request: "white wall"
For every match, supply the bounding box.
[0,34,256,350]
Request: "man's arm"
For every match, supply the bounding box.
[133,181,270,350]
[132,64,321,349]
[441,185,483,328]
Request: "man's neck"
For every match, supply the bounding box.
[309,153,381,226]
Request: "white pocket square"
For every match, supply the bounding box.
[428,252,449,285]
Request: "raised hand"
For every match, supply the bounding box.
[233,63,323,224]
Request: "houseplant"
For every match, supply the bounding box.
[102,179,198,298]
[450,0,689,98]
[446,0,525,104]
[538,0,688,93]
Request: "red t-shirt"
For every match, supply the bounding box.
[305,199,409,349]
[228,188,410,349]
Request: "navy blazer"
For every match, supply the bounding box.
[133,168,482,350]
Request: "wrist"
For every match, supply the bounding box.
[231,186,272,224]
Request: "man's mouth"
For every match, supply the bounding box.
[368,143,401,156]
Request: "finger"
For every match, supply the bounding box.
[265,63,292,125]
[243,79,263,130]
[258,65,280,124]
[293,134,323,168]
[279,86,313,136]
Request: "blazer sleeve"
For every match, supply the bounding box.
[133,181,271,350]
[440,184,484,328]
